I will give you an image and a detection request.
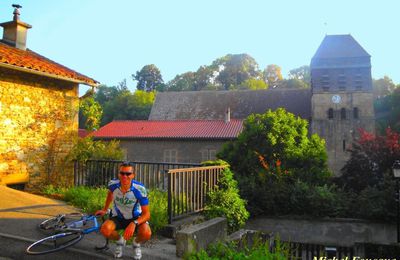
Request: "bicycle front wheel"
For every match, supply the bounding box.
[26,231,83,255]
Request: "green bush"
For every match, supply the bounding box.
[148,189,168,234]
[63,186,108,214]
[185,236,289,260]
[204,168,249,233]
[289,180,346,217]
[218,108,331,216]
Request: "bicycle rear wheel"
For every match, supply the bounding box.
[38,213,83,233]
[26,231,83,255]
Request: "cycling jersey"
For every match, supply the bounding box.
[108,179,149,219]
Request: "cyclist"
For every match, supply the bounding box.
[95,162,151,259]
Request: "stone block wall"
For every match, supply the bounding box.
[116,139,227,163]
[0,67,79,189]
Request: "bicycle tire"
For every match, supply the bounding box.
[38,213,83,233]
[26,231,83,255]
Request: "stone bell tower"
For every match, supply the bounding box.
[310,34,375,175]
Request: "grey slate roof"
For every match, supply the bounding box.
[312,34,370,59]
[149,89,312,121]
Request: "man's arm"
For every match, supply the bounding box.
[136,205,150,225]
[95,190,113,215]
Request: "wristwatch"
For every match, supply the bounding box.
[133,220,139,226]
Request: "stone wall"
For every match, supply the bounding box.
[0,67,79,189]
[115,139,228,163]
[311,92,375,175]
[246,217,395,246]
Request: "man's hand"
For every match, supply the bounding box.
[123,222,136,241]
[95,209,108,216]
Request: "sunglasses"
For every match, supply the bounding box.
[119,171,133,176]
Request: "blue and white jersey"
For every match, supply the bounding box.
[108,179,149,220]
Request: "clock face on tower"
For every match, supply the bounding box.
[332,95,341,104]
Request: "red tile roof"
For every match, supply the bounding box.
[0,42,98,86]
[92,120,243,139]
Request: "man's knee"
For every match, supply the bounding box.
[137,224,152,242]
[100,220,115,237]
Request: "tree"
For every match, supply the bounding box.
[237,78,268,90]
[337,127,400,220]
[373,76,396,99]
[218,108,330,215]
[278,78,309,89]
[166,54,262,91]
[133,64,164,92]
[375,84,400,133]
[100,90,155,125]
[129,90,156,119]
[80,97,103,131]
[166,72,196,91]
[215,54,262,90]
[263,64,283,88]
[339,128,400,192]
[287,65,310,88]
[288,65,310,84]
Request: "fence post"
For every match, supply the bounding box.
[167,170,173,224]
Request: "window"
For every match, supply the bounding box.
[328,108,334,119]
[341,108,346,120]
[209,150,216,160]
[354,74,362,90]
[343,140,346,151]
[321,74,330,91]
[201,149,217,162]
[163,149,178,163]
[121,148,128,160]
[353,107,359,119]
[337,74,346,91]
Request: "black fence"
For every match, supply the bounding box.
[167,166,226,224]
[286,242,354,259]
[74,160,201,190]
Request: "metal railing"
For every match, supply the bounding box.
[285,242,354,260]
[74,160,201,190]
[167,165,226,224]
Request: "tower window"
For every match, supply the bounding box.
[354,74,362,90]
[341,108,346,120]
[321,74,330,91]
[353,107,359,119]
[328,108,334,119]
[338,74,346,90]
[343,140,346,151]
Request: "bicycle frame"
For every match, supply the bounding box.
[66,215,101,234]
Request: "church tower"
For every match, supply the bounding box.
[310,35,375,175]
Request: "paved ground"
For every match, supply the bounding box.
[0,185,179,259]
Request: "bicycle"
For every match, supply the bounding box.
[26,213,109,255]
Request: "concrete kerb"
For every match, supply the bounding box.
[176,217,227,257]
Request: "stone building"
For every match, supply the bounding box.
[149,35,374,175]
[92,119,243,163]
[0,7,97,188]
[310,34,375,174]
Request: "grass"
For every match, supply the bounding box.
[185,235,290,260]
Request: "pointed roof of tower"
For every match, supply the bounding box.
[312,34,370,59]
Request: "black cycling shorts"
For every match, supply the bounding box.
[109,216,137,230]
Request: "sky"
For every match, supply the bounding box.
[1,0,399,92]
